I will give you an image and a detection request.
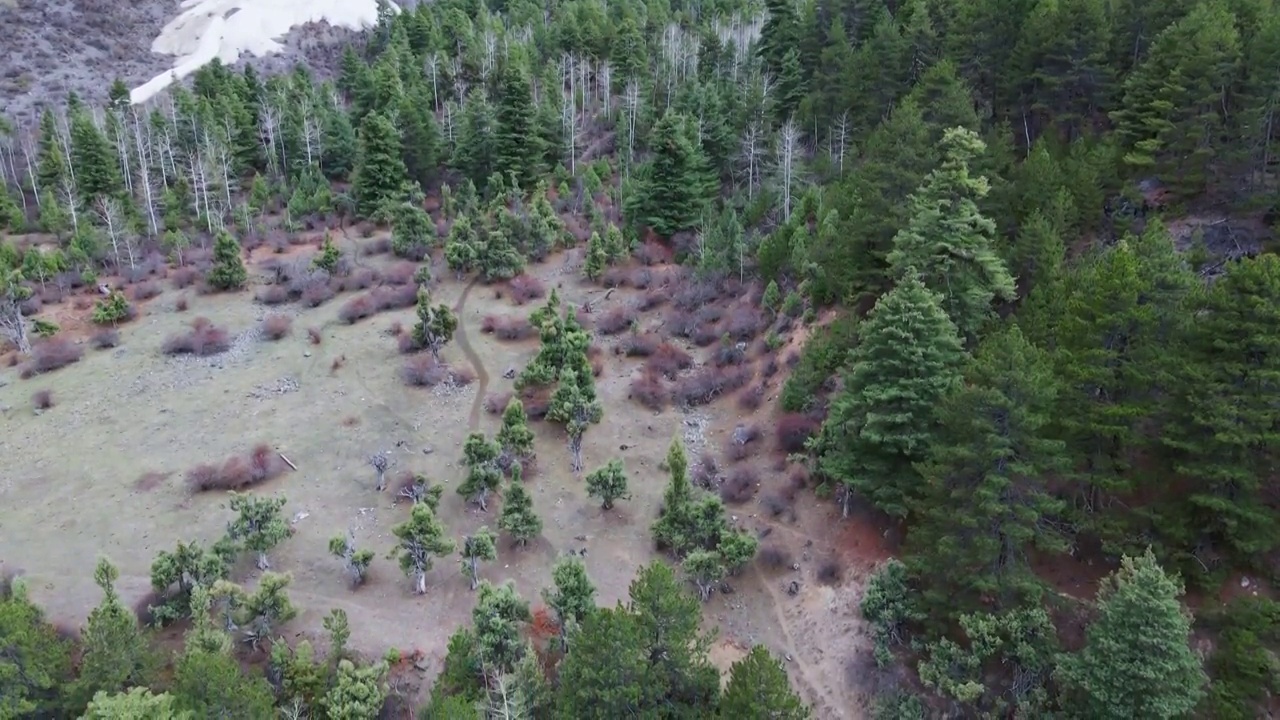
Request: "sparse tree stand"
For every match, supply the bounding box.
[547,368,603,473]
[225,493,289,570]
[498,476,542,547]
[458,433,503,511]
[586,458,630,509]
[459,527,498,590]
[390,503,455,595]
[329,532,374,588]
[206,231,247,291]
[412,287,457,360]
[682,550,726,602]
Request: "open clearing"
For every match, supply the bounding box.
[0,235,886,717]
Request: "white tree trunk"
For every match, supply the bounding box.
[132,110,159,237]
[778,118,800,222]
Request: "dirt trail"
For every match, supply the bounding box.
[451,279,488,432]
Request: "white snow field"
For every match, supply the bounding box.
[130,0,397,105]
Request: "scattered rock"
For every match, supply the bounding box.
[503,366,516,379]
[304,351,312,358]
[574,535,587,541]
[422,447,434,455]
[1242,576,1252,588]
[786,580,801,596]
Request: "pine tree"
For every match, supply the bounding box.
[412,287,457,360]
[627,561,720,713]
[543,556,596,647]
[390,503,455,595]
[0,576,72,717]
[391,202,435,260]
[324,659,388,720]
[1163,254,1280,570]
[82,688,188,719]
[496,398,535,466]
[206,231,246,291]
[472,581,531,674]
[682,550,726,602]
[887,127,1015,343]
[312,233,340,273]
[352,112,408,218]
[586,458,630,510]
[494,59,541,189]
[721,646,811,718]
[36,109,66,194]
[1060,549,1206,719]
[652,438,695,553]
[69,110,120,203]
[626,111,712,237]
[453,95,498,189]
[814,275,965,518]
[583,231,606,281]
[398,85,441,190]
[498,479,542,547]
[226,493,289,569]
[906,324,1068,620]
[554,607,648,715]
[459,527,498,590]
[71,558,156,708]
[458,432,503,511]
[547,367,603,473]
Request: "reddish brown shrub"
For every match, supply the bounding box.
[785,351,800,368]
[451,366,476,386]
[339,294,377,324]
[174,296,189,312]
[171,267,199,289]
[520,386,554,418]
[255,285,289,305]
[330,355,346,374]
[636,240,672,266]
[776,413,819,453]
[738,384,765,411]
[90,329,120,350]
[383,261,417,286]
[617,334,659,357]
[629,372,668,411]
[386,320,404,337]
[482,315,536,341]
[20,338,83,378]
[817,559,844,585]
[362,236,391,256]
[720,467,758,504]
[31,389,53,409]
[39,287,64,305]
[629,268,655,290]
[131,281,162,301]
[307,327,322,345]
[637,290,666,312]
[645,342,693,379]
[601,267,628,289]
[725,306,764,341]
[18,295,41,316]
[261,314,292,341]
[373,285,417,310]
[763,357,779,378]
[248,443,287,482]
[509,274,546,305]
[401,355,448,387]
[397,333,422,354]
[588,344,604,377]
[72,296,92,311]
[301,282,335,307]
[162,318,231,356]
[762,493,794,519]
[674,366,751,407]
[597,306,636,336]
[674,280,719,311]
[713,344,747,367]
[134,471,170,492]
[692,325,720,347]
[693,454,720,488]
[759,545,793,570]
[484,392,513,414]
[334,268,377,293]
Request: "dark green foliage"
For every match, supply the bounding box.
[458,432,503,511]
[391,202,435,259]
[585,458,629,510]
[71,559,157,709]
[814,276,964,518]
[206,232,247,291]
[1202,597,1280,720]
[0,576,72,718]
[353,112,408,217]
[721,646,810,719]
[412,287,457,360]
[1059,550,1206,719]
[498,479,541,547]
[313,233,340,273]
[494,60,541,189]
[625,111,714,237]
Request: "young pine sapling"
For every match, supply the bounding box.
[328,532,374,588]
[389,504,456,595]
[459,527,498,591]
[225,493,289,570]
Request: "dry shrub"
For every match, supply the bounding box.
[629,268,655,290]
[31,389,53,410]
[174,296,189,312]
[629,372,668,410]
[451,366,476,386]
[738,385,765,411]
[386,320,404,337]
[482,315,536,341]
[19,295,41,316]
[520,386,554,418]
[301,282,335,307]
[509,274,546,305]
[484,392,513,414]
[134,471,169,492]
[645,342,693,379]
[383,261,417,286]
[762,493,794,519]
[617,334,658,357]
[373,285,417,310]
[597,306,636,336]
[131,281,162,301]
[777,414,820,453]
[162,317,231,356]
[401,355,448,387]
[338,294,377,324]
[636,240,672,266]
[763,357,779,378]
[601,267,628,289]
[255,285,289,305]
[330,355,346,374]
[90,328,120,350]
[39,286,64,305]
[725,306,763,341]
[397,333,422,354]
[186,445,286,493]
[675,366,751,407]
[307,327,322,345]
[637,289,666,312]
[248,444,287,482]
[362,236,391,256]
[693,454,720,488]
[759,545,793,570]
[20,338,83,378]
[674,279,720,311]
[72,296,92,311]
[713,344,747,367]
[335,268,377,293]
[342,416,360,427]
[261,314,292,341]
[817,559,844,586]
[171,267,199,289]
[588,344,604,377]
[720,467,758,504]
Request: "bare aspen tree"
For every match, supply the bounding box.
[739,118,764,199]
[0,270,32,355]
[108,111,134,197]
[599,61,612,118]
[97,196,136,271]
[425,53,442,112]
[56,112,77,190]
[260,102,281,178]
[830,111,850,177]
[777,118,801,222]
[443,99,458,145]
[131,109,160,237]
[20,135,40,207]
[623,80,640,174]
[452,56,469,102]
[302,104,323,172]
[481,29,498,83]
[59,176,80,232]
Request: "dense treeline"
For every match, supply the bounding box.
[2,0,1280,716]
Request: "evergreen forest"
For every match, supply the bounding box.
[3,0,1280,717]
